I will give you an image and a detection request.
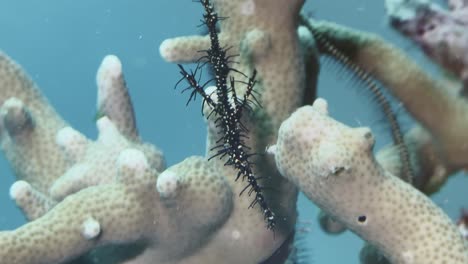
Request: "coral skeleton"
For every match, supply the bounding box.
[0,0,467,263]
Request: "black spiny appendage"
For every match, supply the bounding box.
[299,15,413,185]
[175,0,276,230]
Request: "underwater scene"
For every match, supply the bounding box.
[0,0,467,263]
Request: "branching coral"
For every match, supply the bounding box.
[0,52,234,264]
[0,0,467,263]
[268,98,468,263]
[0,0,309,262]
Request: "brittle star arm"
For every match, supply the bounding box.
[300,19,468,192]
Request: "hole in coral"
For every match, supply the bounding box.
[358,215,367,223]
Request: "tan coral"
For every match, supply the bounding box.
[0,52,236,264]
[1,150,233,264]
[2,0,466,263]
[0,52,68,193]
[0,34,306,261]
[49,116,164,201]
[306,19,468,193]
[96,55,139,141]
[269,98,468,264]
[159,0,315,262]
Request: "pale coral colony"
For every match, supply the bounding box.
[0,0,467,264]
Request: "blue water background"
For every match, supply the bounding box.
[0,1,465,263]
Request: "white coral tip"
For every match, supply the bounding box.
[205,85,218,100]
[96,116,114,132]
[266,145,277,155]
[99,55,122,78]
[159,39,183,62]
[97,55,123,105]
[81,217,101,240]
[156,170,179,198]
[3,97,24,109]
[458,222,468,239]
[97,116,122,144]
[312,98,329,115]
[205,85,217,94]
[9,180,30,200]
[56,126,87,148]
[117,148,149,173]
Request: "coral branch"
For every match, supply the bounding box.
[0,52,68,193]
[269,98,468,263]
[96,55,139,141]
[1,0,466,263]
[1,151,233,264]
[305,19,468,188]
[177,0,277,230]
[9,180,56,221]
[160,0,314,260]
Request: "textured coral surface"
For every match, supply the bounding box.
[0,1,467,264]
[270,98,468,263]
